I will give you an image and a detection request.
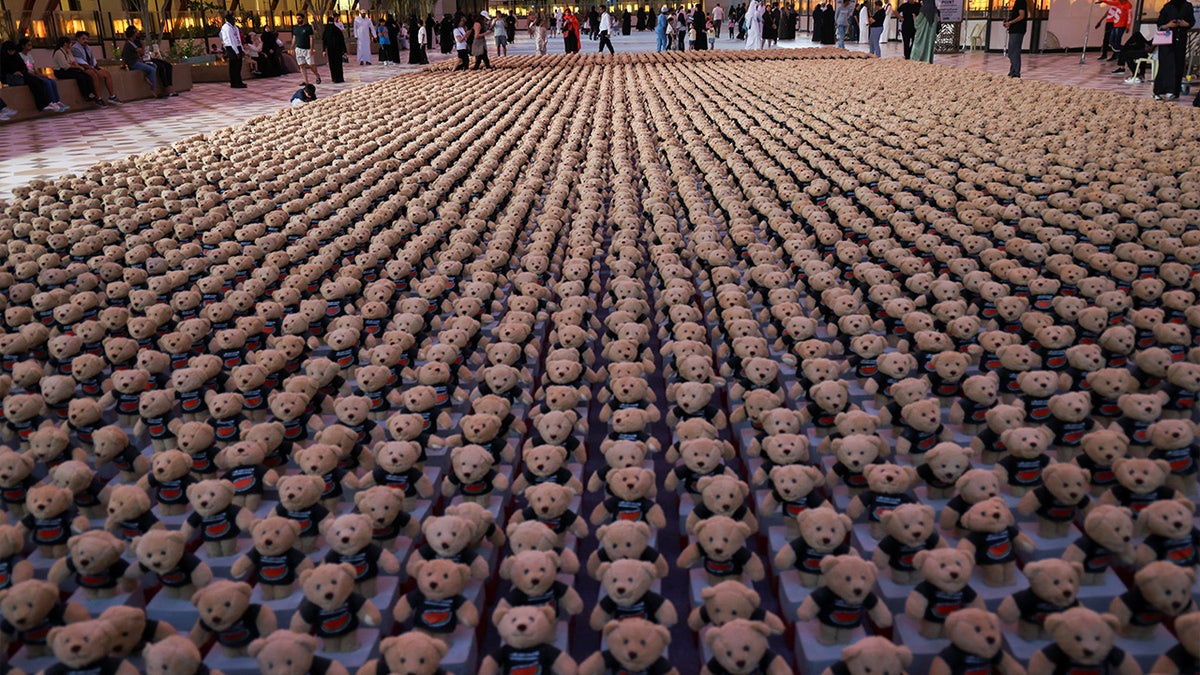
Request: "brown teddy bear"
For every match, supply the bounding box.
[1029,607,1141,675]
[359,632,449,675]
[129,529,213,599]
[393,559,479,635]
[872,503,946,584]
[48,530,135,600]
[950,373,1000,431]
[956,497,1035,587]
[797,553,892,645]
[591,466,667,529]
[929,608,1025,675]
[846,463,919,538]
[905,548,985,639]
[138,449,196,517]
[666,438,736,494]
[295,443,358,510]
[290,562,382,652]
[353,485,418,548]
[494,548,584,622]
[1109,561,1198,639]
[1150,611,1200,675]
[775,505,854,588]
[188,580,277,657]
[918,442,973,500]
[443,443,509,503]
[19,483,88,558]
[275,474,334,552]
[512,482,588,544]
[678,515,765,585]
[1016,462,1093,538]
[231,516,313,600]
[587,520,669,580]
[590,559,678,629]
[1134,497,1199,568]
[1063,505,1136,585]
[479,605,578,675]
[0,523,33,591]
[49,460,110,520]
[407,514,491,580]
[89,425,147,483]
[822,636,913,675]
[997,558,1083,641]
[172,421,217,479]
[249,630,350,675]
[99,605,176,659]
[1075,429,1128,496]
[687,580,785,634]
[0,579,89,657]
[142,635,219,675]
[1100,457,1188,516]
[995,426,1055,497]
[512,444,582,495]
[182,478,256,557]
[894,398,950,463]
[214,441,279,512]
[701,619,790,675]
[1146,418,1199,495]
[42,619,139,675]
[0,448,36,519]
[323,513,401,597]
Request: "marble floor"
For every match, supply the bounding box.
[0,33,1194,198]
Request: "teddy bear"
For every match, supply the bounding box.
[214,441,279,513]
[1150,611,1200,675]
[677,515,765,585]
[64,398,103,451]
[48,530,134,600]
[994,426,1055,496]
[591,467,667,529]
[872,503,946,585]
[948,373,999,432]
[971,403,1026,463]
[188,580,277,657]
[846,463,919,538]
[700,619,790,675]
[1075,429,1128,496]
[228,363,271,423]
[998,558,1084,641]
[393,558,479,635]
[0,447,36,519]
[512,482,588,545]
[905,547,986,639]
[684,474,758,536]
[862,351,918,404]
[1044,391,1097,462]
[290,562,382,652]
[269,390,323,451]
[894,398,950,463]
[91,425,145,487]
[1163,361,1200,419]
[353,485,418,548]
[1087,368,1137,420]
[444,500,507,551]
[957,498,1035,587]
[322,513,401,598]
[181,479,256,558]
[1114,392,1168,457]
[525,409,586,463]
[407,514,491,580]
[134,389,178,453]
[801,380,858,433]
[446,413,517,465]
[171,421,217,479]
[136,449,196,517]
[266,474,329,552]
[142,635,220,675]
[590,559,678,629]
[494,548,584,622]
[1030,607,1141,675]
[170,367,212,423]
[929,608,1025,675]
[41,619,139,675]
[1146,418,1199,495]
[1061,504,1135,585]
[295,444,358,510]
[665,438,736,494]
[129,528,212,599]
[231,516,313,601]
[667,381,727,429]
[355,440,433,509]
[26,424,80,469]
[479,605,579,675]
[586,520,669,580]
[917,442,973,500]
[797,553,892,645]
[0,578,90,657]
[205,391,249,448]
[687,580,786,634]
[0,523,33,591]
[249,630,350,675]
[822,636,913,675]
[49,460,109,520]
[1016,462,1093,538]
[775,504,854,587]
[512,444,582,496]
[99,605,177,659]
[359,632,449,675]
[1134,497,1199,568]
[19,483,88,558]
[1100,457,1189,516]
[580,618,676,675]
[443,443,509,503]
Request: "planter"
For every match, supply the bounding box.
[181,55,218,64]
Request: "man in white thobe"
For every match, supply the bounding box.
[354,11,376,64]
[744,0,766,48]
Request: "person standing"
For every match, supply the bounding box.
[493,11,509,57]
[598,6,616,53]
[291,15,321,84]
[415,18,430,63]
[867,0,886,55]
[655,6,670,51]
[563,9,582,52]
[745,0,766,47]
[554,8,563,35]
[898,0,919,57]
[353,11,375,65]
[72,32,119,102]
[834,0,854,47]
[440,15,454,54]
[911,0,936,61]
[322,16,346,82]
[1002,0,1026,77]
[427,14,438,49]
[693,4,709,49]
[532,12,548,54]
[1096,3,1115,60]
[1153,0,1195,100]
[472,11,493,69]
[453,15,470,69]
[1097,0,1131,62]
[712,3,725,38]
[220,14,246,88]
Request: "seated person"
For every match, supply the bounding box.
[1,39,68,112]
[51,36,103,105]
[1115,30,1150,80]
[72,31,119,103]
[245,32,263,74]
[291,82,317,107]
[122,26,159,94]
[127,28,177,97]
[0,97,15,120]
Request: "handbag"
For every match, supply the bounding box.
[5,73,24,86]
[1152,29,1172,45]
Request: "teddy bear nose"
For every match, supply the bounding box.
[1081,648,1095,658]
[70,644,82,654]
[616,586,627,595]
[516,623,528,632]
[628,651,639,660]
[428,581,439,590]
[986,635,996,646]
[736,660,747,668]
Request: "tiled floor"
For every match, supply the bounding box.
[0,33,1194,199]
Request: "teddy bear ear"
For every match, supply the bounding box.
[299,568,315,585]
[247,637,267,658]
[819,556,842,574]
[339,562,357,580]
[595,562,611,580]
[1100,612,1122,632]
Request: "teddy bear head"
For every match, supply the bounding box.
[677,438,727,474]
[533,410,579,444]
[374,440,423,474]
[190,579,254,631]
[298,562,358,611]
[24,482,74,519]
[1000,426,1054,459]
[277,474,325,511]
[1025,558,1083,607]
[704,619,777,675]
[606,466,656,502]
[943,608,1007,660]
[459,413,503,445]
[421,514,477,557]
[47,619,120,669]
[186,479,236,517]
[449,444,498,484]
[914,547,974,594]
[863,463,918,494]
[1112,457,1172,495]
[760,433,810,467]
[1043,607,1125,667]
[1134,561,1196,617]
[523,482,576,519]
[250,516,302,558]
[247,630,323,675]
[597,558,658,605]
[411,558,470,600]
[143,635,206,675]
[961,497,1016,534]
[900,398,942,433]
[839,636,913,675]
[353,486,406,532]
[1137,498,1196,546]
[820,553,878,600]
[880,503,937,549]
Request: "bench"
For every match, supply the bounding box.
[0,64,193,124]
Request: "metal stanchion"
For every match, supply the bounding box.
[1080,0,1095,63]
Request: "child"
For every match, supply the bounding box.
[290,83,316,107]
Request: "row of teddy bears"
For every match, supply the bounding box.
[0,50,1199,674]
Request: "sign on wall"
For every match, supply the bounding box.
[937,0,962,21]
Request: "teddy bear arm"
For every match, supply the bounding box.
[440,479,458,498]
[1013,531,1036,552]
[796,595,819,621]
[289,612,312,633]
[478,656,502,675]
[234,509,258,532]
[1108,595,1134,626]
[996,595,1021,623]
[358,599,382,627]
[845,496,866,519]
[746,554,766,582]
[1027,650,1056,673]
[676,544,701,569]
[47,559,70,586]
[578,652,606,675]
[550,652,578,675]
[560,586,585,616]
[645,505,668,530]
[928,657,955,675]
[457,599,480,628]
[188,622,212,647]
[1015,491,1039,516]
[230,554,254,580]
[589,605,610,631]
[729,406,748,424]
